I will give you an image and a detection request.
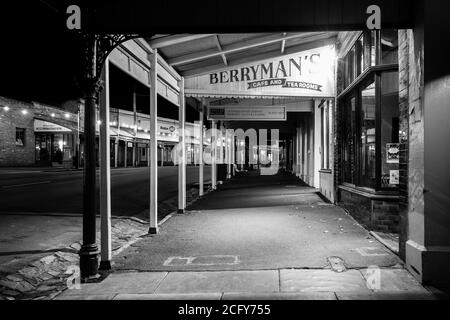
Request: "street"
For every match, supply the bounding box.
[0,166,211,217]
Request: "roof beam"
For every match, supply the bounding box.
[214,35,228,66]
[180,36,337,77]
[148,34,215,49]
[281,33,287,54]
[168,32,323,66]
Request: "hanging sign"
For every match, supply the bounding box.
[185,45,335,98]
[208,106,286,121]
[34,119,71,132]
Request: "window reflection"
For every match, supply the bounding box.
[381,71,400,188]
[381,30,398,65]
[360,79,376,188]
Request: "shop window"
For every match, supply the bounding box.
[360,79,376,188]
[321,100,332,170]
[346,47,356,87]
[380,71,400,188]
[15,128,26,146]
[339,70,399,191]
[338,29,399,191]
[340,31,377,88]
[355,35,364,77]
[381,30,398,65]
[371,31,377,66]
[342,96,357,184]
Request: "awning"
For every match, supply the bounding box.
[109,127,135,140]
[34,119,72,133]
[185,92,305,100]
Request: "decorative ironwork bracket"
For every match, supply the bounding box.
[94,34,139,78]
[79,33,139,96]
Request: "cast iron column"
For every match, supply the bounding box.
[79,35,101,281]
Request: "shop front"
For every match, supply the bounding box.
[34,119,77,167]
[335,30,400,235]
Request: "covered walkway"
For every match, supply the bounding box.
[56,172,434,299]
[114,172,401,272]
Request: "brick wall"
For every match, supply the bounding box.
[0,97,35,166]
[406,27,425,231]
[338,189,371,229]
[338,188,400,233]
[398,30,410,260]
[372,200,400,233]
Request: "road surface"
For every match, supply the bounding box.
[0,166,211,217]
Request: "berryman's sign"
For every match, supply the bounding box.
[246,79,322,91]
[185,45,335,98]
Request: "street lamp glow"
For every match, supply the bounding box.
[21,109,28,115]
[65,113,70,118]
[50,113,55,117]
[3,106,9,111]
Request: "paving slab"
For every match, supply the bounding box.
[360,268,430,293]
[59,272,167,296]
[155,270,279,294]
[114,293,222,300]
[114,174,401,272]
[54,294,116,300]
[335,292,436,300]
[221,292,337,300]
[280,269,371,293]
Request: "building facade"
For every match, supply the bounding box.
[334,30,400,235]
[0,95,203,168]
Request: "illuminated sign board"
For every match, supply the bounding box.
[34,119,71,132]
[185,46,335,98]
[207,106,286,121]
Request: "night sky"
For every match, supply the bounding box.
[0,2,198,123]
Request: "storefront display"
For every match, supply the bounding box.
[338,30,399,191]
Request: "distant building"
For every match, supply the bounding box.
[0,95,203,167]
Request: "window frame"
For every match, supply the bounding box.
[320,100,332,171]
[337,30,399,192]
[15,127,26,147]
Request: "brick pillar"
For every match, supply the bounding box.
[398,29,410,261]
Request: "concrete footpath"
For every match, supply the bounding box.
[55,173,440,300]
